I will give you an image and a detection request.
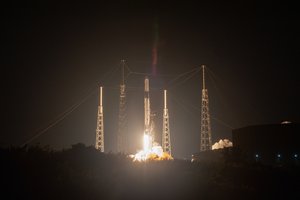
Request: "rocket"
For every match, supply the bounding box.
[144,76,151,135]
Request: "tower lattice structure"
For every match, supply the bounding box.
[117,60,127,153]
[200,65,212,151]
[95,86,104,152]
[162,90,171,155]
[150,112,156,142]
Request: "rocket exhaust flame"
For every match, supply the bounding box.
[130,132,173,162]
[143,134,151,152]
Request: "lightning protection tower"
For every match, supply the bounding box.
[200,65,212,151]
[162,90,171,155]
[95,86,104,152]
[117,60,127,153]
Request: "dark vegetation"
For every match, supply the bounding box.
[1,143,299,200]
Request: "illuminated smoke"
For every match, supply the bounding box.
[212,139,233,150]
[130,132,173,161]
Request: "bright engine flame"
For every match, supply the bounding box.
[131,132,173,162]
[143,134,151,152]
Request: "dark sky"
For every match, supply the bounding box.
[2,0,300,158]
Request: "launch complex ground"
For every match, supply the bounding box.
[19,60,300,164]
[22,61,234,160]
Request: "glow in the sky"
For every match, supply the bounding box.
[152,18,159,76]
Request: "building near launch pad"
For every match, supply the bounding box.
[193,122,300,164]
[232,122,300,164]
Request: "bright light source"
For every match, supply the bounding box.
[294,154,298,158]
[131,132,173,162]
[143,134,151,152]
[277,154,281,158]
[281,120,291,124]
[255,154,259,158]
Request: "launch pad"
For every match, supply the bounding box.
[95,62,212,159]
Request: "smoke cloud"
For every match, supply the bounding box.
[212,139,233,150]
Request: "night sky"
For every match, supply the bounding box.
[2,1,299,158]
